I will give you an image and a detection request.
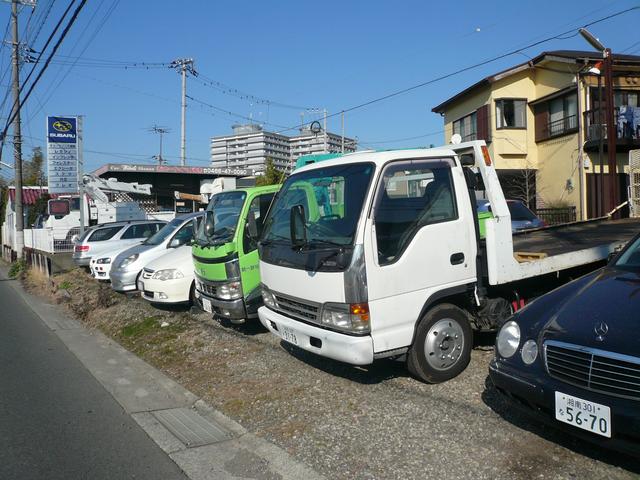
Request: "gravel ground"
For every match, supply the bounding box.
[25,269,639,480]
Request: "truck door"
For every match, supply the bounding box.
[365,158,477,352]
[239,192,276,309]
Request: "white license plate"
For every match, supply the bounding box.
[137,280,144,291]
[280,326,299,345]
[555,391,611,438]
[202,297,213,314]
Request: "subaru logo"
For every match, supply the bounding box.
[594,321,609,342]
[52,120,73,132]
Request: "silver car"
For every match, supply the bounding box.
[110,212,203,292]
[72,220,166,267]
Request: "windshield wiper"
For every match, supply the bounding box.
[260,234,290,247]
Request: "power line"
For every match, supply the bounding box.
[193,73,316,111]
[0,0,88,161]
[271,5,640,135]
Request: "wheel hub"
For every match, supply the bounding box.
[424,318,465,371]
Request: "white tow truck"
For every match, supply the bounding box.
[257,140,640,383]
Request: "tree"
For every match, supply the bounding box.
[23,147,46,186]
[255,158,285,186]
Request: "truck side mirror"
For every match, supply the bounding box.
[203,211,215,239]
[290,204,307,249]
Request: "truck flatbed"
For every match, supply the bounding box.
[512,217,640,257]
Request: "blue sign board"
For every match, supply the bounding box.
[47,116,82,194]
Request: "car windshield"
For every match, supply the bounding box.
[144,218,183,246]
[194,191,247,246]
[508,201,536,221]
[261,163,375,247]
[615,236,640,271]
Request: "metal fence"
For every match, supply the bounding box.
[535,207,577,226]
[23,227,78,253]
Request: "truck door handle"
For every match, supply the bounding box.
[450,252,465,265]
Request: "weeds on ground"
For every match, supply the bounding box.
[58,280,72,290]
[8,259,26,278]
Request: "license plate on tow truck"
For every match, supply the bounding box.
[201,297,213,314]
[555,391,611,438]
[280,326,298,345]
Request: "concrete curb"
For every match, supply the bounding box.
[1,266,324,480]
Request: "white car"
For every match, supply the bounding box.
[89,243,138,281]
[139,245,195,304]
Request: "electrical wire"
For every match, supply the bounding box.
[0,0,88,161]
[270,5,640,135]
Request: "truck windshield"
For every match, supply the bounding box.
[144,218,183,246]
[194,191,247,246]
[262,163,374,248]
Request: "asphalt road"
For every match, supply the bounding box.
[0,276,188,480]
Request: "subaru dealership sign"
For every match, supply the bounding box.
[47,116,83,194]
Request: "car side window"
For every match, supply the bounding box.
[170,218,199,247]
[373,159,458,265]
[121,224,156,240]
[243,193,275,254]
[88,226,122,242]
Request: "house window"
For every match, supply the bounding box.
[453,112,477,141]
[496,99,527,129]
[533,92,578,142]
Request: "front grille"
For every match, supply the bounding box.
[273,293,320,323]
[142,268,154,280]
[143,290,154,298]
[545,341,640,400]
[196,278,217,297]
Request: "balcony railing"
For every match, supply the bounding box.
[583,106,640,146]
[537,114,578,142]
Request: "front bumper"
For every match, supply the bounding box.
[489,359,640,457]
[140,276,192,304]
[91,264,111,281]
[110,268,139,292]
[195,289,247,322]
[258,306,374,365]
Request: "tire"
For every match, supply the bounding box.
[188,281,196,306]
[407,303,473,383]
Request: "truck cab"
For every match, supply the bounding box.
[192,185,280,323]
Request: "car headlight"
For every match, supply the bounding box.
[321,302,370,334]
[521,339,538,365]
[218,281,242,300]
[119,253,139,269]
[152,269,184,281]
[261,286,277,309]
[497,320,520,358]
[96,258,111,264]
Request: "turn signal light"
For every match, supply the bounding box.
[350,303,370,322]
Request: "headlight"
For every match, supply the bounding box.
[521,339,538,365]
[119,254,139,269]
[261,286,277,309]
[321,302,370,334]
[218,281,242,300]
[152,269,184,281]
[96,258,111,264]
[496,320,520,358]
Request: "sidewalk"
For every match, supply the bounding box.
[1,265,323,480]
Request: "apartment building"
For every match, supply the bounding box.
[211,124,357,173]
[432,50,640,219]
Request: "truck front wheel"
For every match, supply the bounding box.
[407,304,472,383]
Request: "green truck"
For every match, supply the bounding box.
[192,185,280,323]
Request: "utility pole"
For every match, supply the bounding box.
[603,48,618,212]
[170,58,195,166]
[10,0,30,259]
[323,108,328,153]
[341,110,345,153]
[147,125,170,165]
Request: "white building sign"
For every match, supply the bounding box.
[47,116,83,194]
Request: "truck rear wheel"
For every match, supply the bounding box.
[407,304,472,383]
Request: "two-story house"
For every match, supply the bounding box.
[432,50,640,219]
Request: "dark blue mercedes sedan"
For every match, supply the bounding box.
[489,231,640,457]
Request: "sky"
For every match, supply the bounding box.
[0,0,639,177]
